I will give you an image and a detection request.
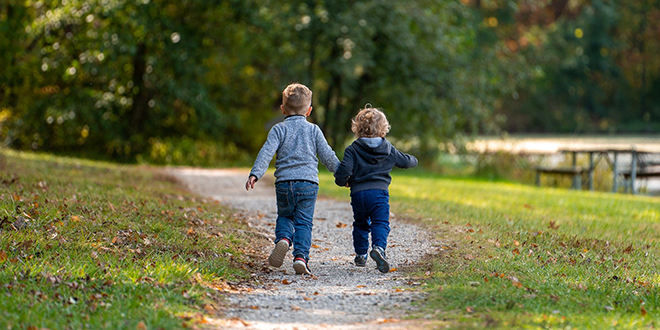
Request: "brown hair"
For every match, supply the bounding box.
[351,105,390,138]
[282,83,312,115]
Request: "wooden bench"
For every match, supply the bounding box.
[534,166,584,189]
[621,167,660,179]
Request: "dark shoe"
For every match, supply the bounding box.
[369,246,390,273]
[293,256,312,275]
[354,254,367,267]
[268,238,290,267]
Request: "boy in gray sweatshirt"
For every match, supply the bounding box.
[246,83,339,275]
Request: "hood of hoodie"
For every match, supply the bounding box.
[354,138,392,164]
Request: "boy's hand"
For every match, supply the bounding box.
[245,175,258,191]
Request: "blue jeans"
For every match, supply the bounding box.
[350,189,390,255]
[274,181,318,261]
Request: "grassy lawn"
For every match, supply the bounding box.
[0,151,263,330]
[319,170,660,329]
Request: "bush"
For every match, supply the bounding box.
[136,137,249,167]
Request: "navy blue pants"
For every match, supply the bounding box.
[350,189,390,255]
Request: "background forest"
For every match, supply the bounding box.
[1,0,659,166]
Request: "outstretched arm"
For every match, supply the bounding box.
[246,127,280,190]
[393,147,418,169]
[315,126,340,173]
[334,147,355,187]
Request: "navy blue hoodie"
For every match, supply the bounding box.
[334,138,418,193]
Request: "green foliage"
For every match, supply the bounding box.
[2,0,659,164]
[0,150,260,329]
[0,0,522,164]
[496,0,660,133]
[1,0,230,161]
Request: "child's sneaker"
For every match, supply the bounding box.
[268,238,290,267]
[369,246,390,273]
[354,254,367,267]
[293,256,312,275]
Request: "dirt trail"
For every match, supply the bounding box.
[171,168,435,330]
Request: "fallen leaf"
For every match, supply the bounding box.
[623,244,633,253]
[466,306,475,313]
[548,221,559,229]
[282,279,292,285]
[311,244,320,248]
[336,222,347,228]
[303,297,313,301]
[137,321,147,330]
[250,306,259,309]
[291,305,301,311]
[642,306,648,316]
[0,250,7,263]
[357,285,366,288]
[389,268,397,272]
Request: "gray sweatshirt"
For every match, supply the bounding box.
[249,115,339,184]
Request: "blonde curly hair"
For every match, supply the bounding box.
[351,105,390,138]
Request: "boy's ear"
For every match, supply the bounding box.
[305,106,313,117]
[281,105,286,115]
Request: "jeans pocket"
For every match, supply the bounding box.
[276,189,289,209]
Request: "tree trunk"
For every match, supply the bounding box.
[130,42,149,137]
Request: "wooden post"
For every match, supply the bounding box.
[612,151,618,193]
[535,170,541,186]
[631,150,637,195]
[571,151,580,190]
[588,152,594,191]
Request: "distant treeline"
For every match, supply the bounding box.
[0,1,658,165]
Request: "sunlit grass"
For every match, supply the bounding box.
[319,170,660,329]
[0,150,261,330]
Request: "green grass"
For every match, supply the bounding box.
[319,169,660,329]
[0,150,263,330]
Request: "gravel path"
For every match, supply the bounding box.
[171,168,435,330]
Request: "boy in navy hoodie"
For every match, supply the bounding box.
[334,105,418,273]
